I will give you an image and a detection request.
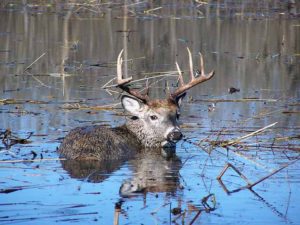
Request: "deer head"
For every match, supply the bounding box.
[117,48,214,155]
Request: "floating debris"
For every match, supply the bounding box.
[0,99,48,105]
[60,103,118,110]
[0,129,33,149]
[171,207,182,215]
[228,87,240,94]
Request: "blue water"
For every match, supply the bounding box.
[1,1,300,224]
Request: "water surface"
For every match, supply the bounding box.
[0,1,299,224]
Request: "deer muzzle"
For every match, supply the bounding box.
[161,128,182,158]
[166,128,183,143]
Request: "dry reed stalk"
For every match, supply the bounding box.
[217,158,300,194]
[23,52,46,72]
[103,73,178,89]
[22,52,51,88]
[0,158,66,163]
[197,98,277,103]
[122,1,147,8]
[144,6,163,14]
[222,122,278,147]
[189,210,202,225]
[102,77,117,88]
[61,103,119,110]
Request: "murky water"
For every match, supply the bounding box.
[0,1,300,224]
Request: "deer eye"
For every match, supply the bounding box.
[150,115,158,120]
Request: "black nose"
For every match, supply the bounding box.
[167,129,183,142]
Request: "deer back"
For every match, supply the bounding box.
[58,125,141,160]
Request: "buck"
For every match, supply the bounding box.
[58,48,215,160]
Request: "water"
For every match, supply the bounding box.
[0,1,300,224]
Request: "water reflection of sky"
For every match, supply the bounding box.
[0,2,300,224]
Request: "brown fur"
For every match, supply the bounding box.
[59,95,183,161]
[147,99,177,110]
[59,125,141,160]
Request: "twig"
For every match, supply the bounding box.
[201,193,216,211]
[217,158,300,193]
[104,88,113,96]
[144,6,163,14]
[60,103,119,110]
[217,163,251,184]
[247,159,299,189]
[25,71,52,88]
[229,149,270,171]
[172,210,186,223]
[223,122,278,146]
[0,158,66,163]
[189,210,202,225]
[103,73,178,89]
[1,129,33,148]
[23,52,46,72]
[141,70,178,76]
[196,98,277,103]
[21,52,51,88]
[122,1,147,8]
[249,188,290,222]
[102,77,116,89]
[195,0,209,4]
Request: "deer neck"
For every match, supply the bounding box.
[112,125,143,150]
[125,119,162,148]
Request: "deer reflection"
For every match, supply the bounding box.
[60,149,182,195]
[61,158,127,183]
[119,151,182,197]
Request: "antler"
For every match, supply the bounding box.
[170,47,215,100]
[117,49,150,103]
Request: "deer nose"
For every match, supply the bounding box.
[167,129,183,142]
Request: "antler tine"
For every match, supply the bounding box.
[144,78,150,96]
[198,51,215,79]
[175,61,184,86]
[117,49,132,85]
[199,52,205,77]
[186,47,194,81]
[116,49,150,103]
[170,48,215,100]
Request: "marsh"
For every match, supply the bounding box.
[0,1,299,224]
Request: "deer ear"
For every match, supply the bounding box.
[121,95,143,115]
[175,92,186,107]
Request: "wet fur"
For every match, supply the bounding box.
[59,97,183,160]
[59,125,141,160]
